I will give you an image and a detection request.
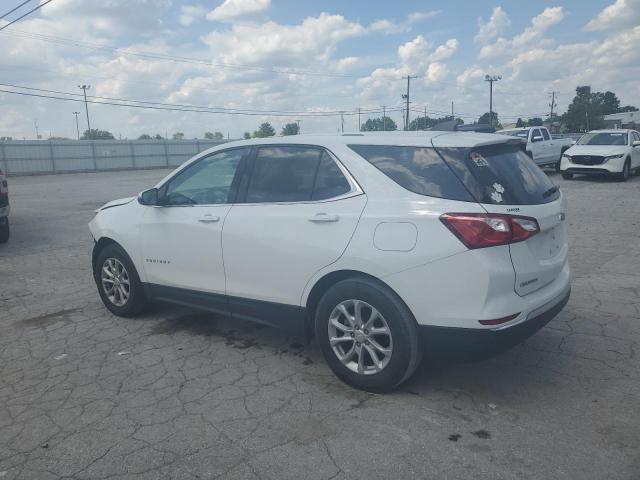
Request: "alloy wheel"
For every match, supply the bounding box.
[328,299,393,375]
[101,258,131,307]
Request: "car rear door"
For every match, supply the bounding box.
[222,145,366,323]
[433,139,568,297]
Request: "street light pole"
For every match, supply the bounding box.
[78,85,92,139]
[484,74,501,128]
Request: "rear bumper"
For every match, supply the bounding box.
[419,288,570,360]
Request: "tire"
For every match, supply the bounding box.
[616,159,631,182]
[94,243,147,317]
[314,277,422,392]
[561,172,573,180]
[0,218,8,244]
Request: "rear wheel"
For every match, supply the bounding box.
[561,172,573,180]
[617,159,631,182]
[0,218,8,244]
[315,277,422,392]
[94,243,147,317]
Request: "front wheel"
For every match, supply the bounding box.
[616,160,631,182]
[0,218,8,244]
[315,277,422,392]
[94,243,147,317]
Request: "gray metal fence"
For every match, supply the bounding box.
[0,139,229,175]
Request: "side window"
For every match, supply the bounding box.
[246,146,322,203]
[542,128,550,141]
[531,129,542,141]
[312,152,351,200]
[632,132,639,143]
[164,148,248,205]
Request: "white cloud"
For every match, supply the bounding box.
[585,0,640,31]
[425,62,448,83]
[398,35,432,63]
[475,6,510,44]
[430,39,459,62]
[456,66,484,87]
[370,19,409,35]
[202,13,366,67]
[480,6,564,59]
[206,0,271,22]
[180,5,208,26]
[406,11,441,24]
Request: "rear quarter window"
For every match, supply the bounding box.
[347,144,474,202]
[435,144,560,205]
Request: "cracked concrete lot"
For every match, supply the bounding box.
[0,169,639,479]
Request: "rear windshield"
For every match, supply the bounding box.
[436,144,560,205]
[347,145,474,202]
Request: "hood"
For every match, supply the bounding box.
[95,196,135,212]
[565,145,629,157]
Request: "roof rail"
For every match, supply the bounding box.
[429,120,496,133]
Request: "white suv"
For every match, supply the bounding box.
[560,129,640,181]
[89,133,571,391]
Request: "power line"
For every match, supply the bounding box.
[1,28,380,80]
[0,82,393,116]
[0,0,54,32]
[1,0,33,20]
[0,87,404,118]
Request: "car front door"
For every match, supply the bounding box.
[529,128,544,165]
[631,132,640,169]
[139,147,249,301]
[222,145,366,327]
[540,128,556,163]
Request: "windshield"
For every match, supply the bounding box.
[577,132,628,146]
[499,130,529,138]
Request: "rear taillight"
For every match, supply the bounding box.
[440,213,540,249]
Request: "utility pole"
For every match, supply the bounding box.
[34,120,39,140]
[357,107,361,132]
[401,75,416,131]
[484,74,501,128]
[451,101,454,118]
[382,105,386,131]
[548,91,557,120]
[585,111,589,132]
[423,106,427,130]
[340,112,344,134]
[72,112,80,140]
[296,119,301,134]
[78,85,92,139]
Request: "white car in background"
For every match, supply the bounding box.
[497,126,573,170]
[560,129,640,181]
[89,133,570,391]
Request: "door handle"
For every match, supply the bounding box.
[198,214,220,223]
[309,213,339,223]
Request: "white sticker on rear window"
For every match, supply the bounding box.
[470,151,489,167]
[491,191,503,203]
[493,182,505,194]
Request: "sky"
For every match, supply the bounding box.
[0,0,639,139]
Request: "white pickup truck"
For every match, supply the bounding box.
[497,127,573,170]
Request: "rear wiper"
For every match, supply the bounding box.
[542,185,560,198]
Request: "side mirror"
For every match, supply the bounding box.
[532,135,543,142]
[138,188,159,206]
[633,140,640,148]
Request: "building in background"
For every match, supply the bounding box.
[603,111,639,129]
